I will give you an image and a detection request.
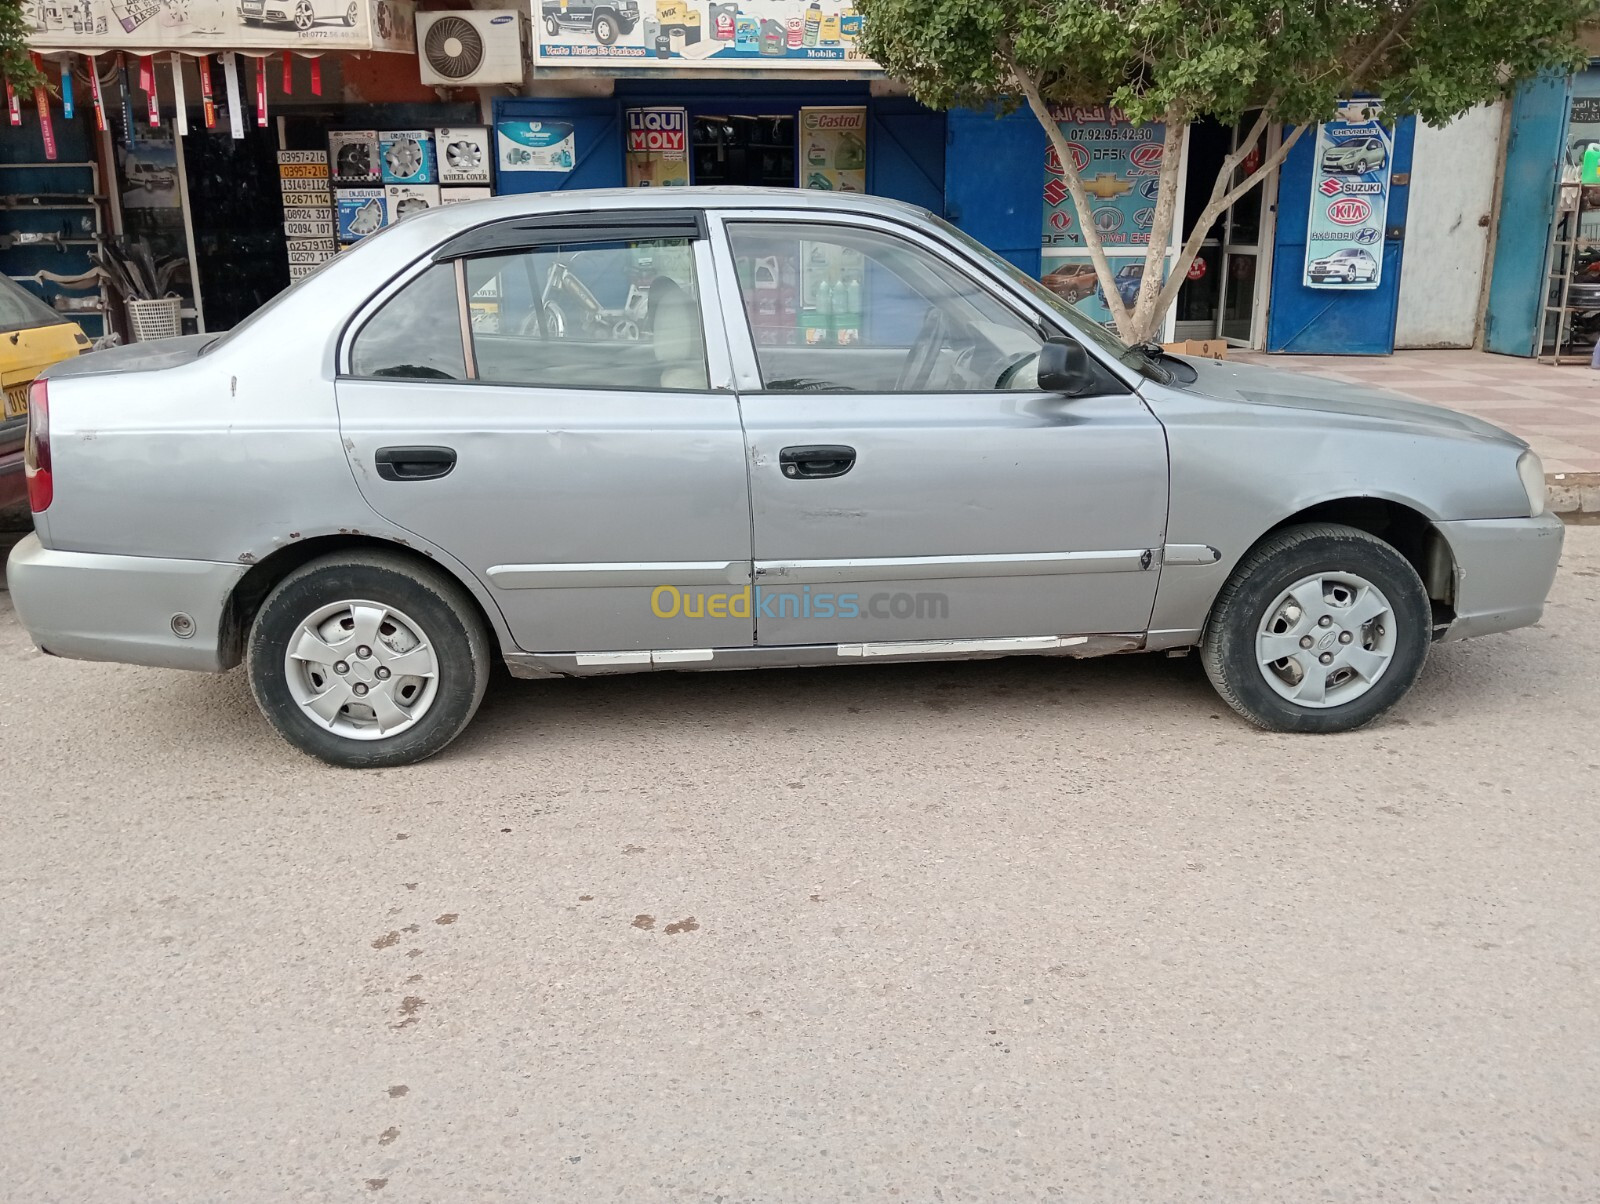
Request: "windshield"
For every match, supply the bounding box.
[0,276,70,334]
[929,213,1169,382]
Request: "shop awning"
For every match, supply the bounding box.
[25,0,417,54]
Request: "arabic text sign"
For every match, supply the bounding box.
[1042,108,1165,252]
[531,0,875,70]
[1303,104,1392,291]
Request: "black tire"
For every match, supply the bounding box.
[343,1,357,24]
[593,11,618,43]
[544,13,559,35]
[247,550,492,768]
[1200,523,1430,733]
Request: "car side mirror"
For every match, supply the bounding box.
[1036,336,1094,396]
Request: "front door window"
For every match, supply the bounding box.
[725,221,1048,393]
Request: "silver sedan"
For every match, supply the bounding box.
[7,190,1563,766]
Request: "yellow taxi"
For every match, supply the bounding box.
[1,276,88,524]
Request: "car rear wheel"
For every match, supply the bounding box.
[1200,523,1430,733]
[247,550,492,768]
[544,13,559,34]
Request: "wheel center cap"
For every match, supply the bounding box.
[1315,629,1340,651]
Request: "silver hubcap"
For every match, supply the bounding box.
[1256,573,1396,709]
[284,599,439,740]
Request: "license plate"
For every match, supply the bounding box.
[3,382,28,420]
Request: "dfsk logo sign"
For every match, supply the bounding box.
[1326,197,1371,225]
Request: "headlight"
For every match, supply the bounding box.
[1517,450,1546,517]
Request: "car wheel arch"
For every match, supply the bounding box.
[1203,495,1457,639]
[218,533,513,670]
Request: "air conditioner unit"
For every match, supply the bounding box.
[418,10,527,87]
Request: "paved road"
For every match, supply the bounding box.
[2,529,1598,1203]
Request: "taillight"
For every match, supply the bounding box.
[24,378,51,512]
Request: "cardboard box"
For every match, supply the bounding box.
[385,183,442,222]
[336,187,388,242]
[328,131,379,184]
[379,130,437,184]
[436,127,492,185]
[1161,339,1228,359]
[440,186,493,205]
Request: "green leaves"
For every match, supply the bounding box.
[858,0,1591,341]
[0,0,46,95]
[857,0,1592,127]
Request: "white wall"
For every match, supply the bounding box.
[1395,103,1504,348]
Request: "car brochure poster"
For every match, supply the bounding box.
[379,129,437,184]
[798,107,865,192]
[24,0,418,53]
[336,187,388,244]
[436,127,492,185]
[1041,106,1166,253]
[625,106,690,187]
[328,130,380,184]
[533,0,874,69]
[1304,101,1392,290]
[279,150,334,280]
[497,119,576,173]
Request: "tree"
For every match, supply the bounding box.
[857,0,1591,345]
[1,0,46,95]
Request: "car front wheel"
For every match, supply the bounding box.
[247,550,492,768]
[1200,523,1431,733]
[594,12,618,42]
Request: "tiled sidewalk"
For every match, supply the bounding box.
[1234,348,1600,474]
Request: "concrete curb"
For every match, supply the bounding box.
[1548,472,1600,520]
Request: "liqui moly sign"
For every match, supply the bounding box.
[627,107,685,153]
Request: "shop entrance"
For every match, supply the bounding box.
[689,114,796,188]
[491,89,946,215]
[1174,114,1277,347]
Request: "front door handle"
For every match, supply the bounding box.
[779,444,856,480]
[375,445,456,482]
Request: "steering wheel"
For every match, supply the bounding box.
[895,307,946,391]
[995,351,1038,390]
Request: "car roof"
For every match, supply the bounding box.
[384,186,936,244]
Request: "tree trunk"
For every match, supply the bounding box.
[1126,107,1188,345]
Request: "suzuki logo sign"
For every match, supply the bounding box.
[1327,198,1371,225]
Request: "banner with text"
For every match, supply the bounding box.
[625,106,689,187]
[532,0,875,70]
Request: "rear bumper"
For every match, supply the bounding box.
[5,533,247,672]
[1432,513,1565,642]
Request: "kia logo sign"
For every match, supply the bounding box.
[1129,144,1163,170]
[1047,143,1090,174]
[1327,198,1371,225]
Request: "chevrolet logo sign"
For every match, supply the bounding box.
[1083,173,1133,200]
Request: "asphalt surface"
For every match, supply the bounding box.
[2,528,1597,1203]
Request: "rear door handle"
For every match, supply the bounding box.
[375,445,456,482]
[779,444,856,480]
